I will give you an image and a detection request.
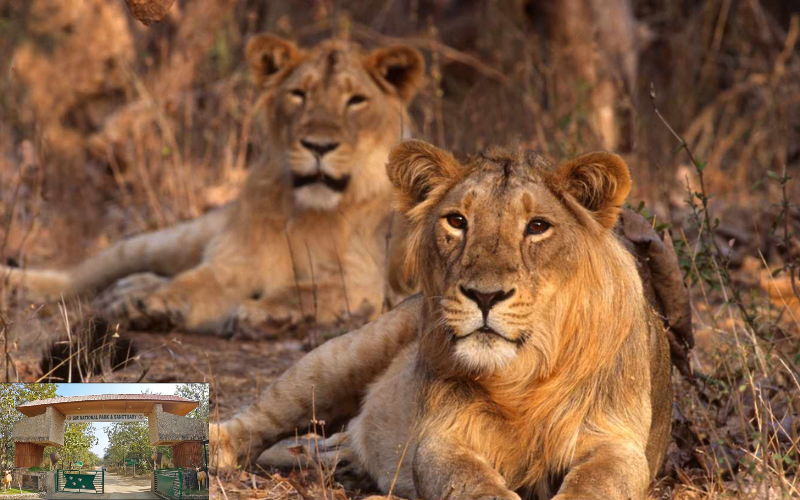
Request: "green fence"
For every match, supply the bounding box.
[155,469,183,500]
[56,470,104,493]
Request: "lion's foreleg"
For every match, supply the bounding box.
[212,295,422,470]
[100,261,250,332]
[1,206,230,302]
[553,439,650,500]
[229,281,381,337]
[413,434,521,500]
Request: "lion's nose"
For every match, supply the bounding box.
[459,286,515,318]
[301,139,340,157]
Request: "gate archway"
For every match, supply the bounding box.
[11,394,208,495]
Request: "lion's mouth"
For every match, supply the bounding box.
[456,326,516,343]
[292,172,351,192]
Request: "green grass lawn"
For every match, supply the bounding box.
[184,487,209,496]
[0,486,38,495]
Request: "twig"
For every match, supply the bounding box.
[304,241,319,349]
[351,24,510,85]
[334,245,351,321]
[779,164,800,301]
[135,365,151,383]
[382,212,395,314]
[387,437,412,499]
[1,311,9,383]
[650,83,761,336]
[214,476,230,500]
[0,163,23,265]
[285,227,308,337]
[35,343,89,383]
[284,476,315,500]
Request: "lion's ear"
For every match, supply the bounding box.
[365,46,425,102]
[387,140,464,214]
[554,151,631,229]
[246,34,303,86]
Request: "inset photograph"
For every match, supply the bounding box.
[0,383,209,499]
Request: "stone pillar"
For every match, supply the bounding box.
[45,472,55,494]
[12,406,65,468]
[147,404,206,446]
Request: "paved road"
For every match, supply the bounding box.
[49,472,159,499]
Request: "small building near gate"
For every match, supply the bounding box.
[13,394,207,470]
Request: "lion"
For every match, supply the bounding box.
[211,140,673,500]
[0,35,424,334]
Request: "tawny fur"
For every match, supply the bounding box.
[212,142,673,500]
[0,35,424,334]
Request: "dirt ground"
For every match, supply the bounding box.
[116,333,306,420]
[5,322,305,419]
[104,472,152,496]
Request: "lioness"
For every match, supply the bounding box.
[213,140,672,500]
[0,35,424,333]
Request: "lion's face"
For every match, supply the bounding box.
[425,161,582,373]
[247,36,424,211]
[388,142,632,374]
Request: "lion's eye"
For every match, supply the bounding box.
[347,95,367,107]
[526,218,551,236]
[289,89,306,101]
[445,213,467,230]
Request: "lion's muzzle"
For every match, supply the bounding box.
[292,171,351,192]
[459,285,515,320]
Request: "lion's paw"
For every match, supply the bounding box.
[473,490,523,500]
[95,274,185,331]
[224,302,301,340]
[209,423,240,472]
[95,273,168,307]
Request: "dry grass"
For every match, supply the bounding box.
[0,0,799,499]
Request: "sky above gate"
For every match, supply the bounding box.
[54,384,189,458]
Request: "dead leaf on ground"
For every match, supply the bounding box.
[124,0,176,26]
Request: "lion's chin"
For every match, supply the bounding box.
[453,333,518,373]
[294,185,344,211]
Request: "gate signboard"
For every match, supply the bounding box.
[66,413,147,423]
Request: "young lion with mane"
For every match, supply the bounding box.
[213,140,673,500]
[0,34,424,334]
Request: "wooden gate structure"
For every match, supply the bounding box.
[14,442,44,468]
[172,441,203,468]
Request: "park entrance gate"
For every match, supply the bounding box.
[12,395,208,497]
[12,394,207,468]
[55,469,104,494]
